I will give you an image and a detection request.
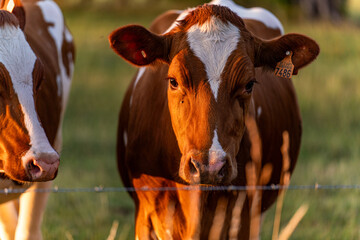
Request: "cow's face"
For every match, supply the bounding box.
[110,5,319,185]
[0,8,59,182]
[165,18,255,185]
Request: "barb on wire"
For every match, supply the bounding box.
[1,184,360,195]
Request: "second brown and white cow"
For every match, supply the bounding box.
[110,0,319,239]
[0,0,74,239]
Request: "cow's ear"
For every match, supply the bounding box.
[109,25,170,66]
[254,34,319,75]
[0,0,25,30]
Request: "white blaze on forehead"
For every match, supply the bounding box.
[210,0,284,34]
[0,25,55,159]
[187,17,240,100]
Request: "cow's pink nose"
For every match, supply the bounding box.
[184,154,230,184]
[24,152,60,181]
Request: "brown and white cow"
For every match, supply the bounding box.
[110,0,319,239]
[0,0,74,239]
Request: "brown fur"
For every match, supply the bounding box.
[174,4,246,33]
[0,9,18,27]
[0,62,31,181]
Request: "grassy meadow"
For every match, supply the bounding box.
[39,3,360,239]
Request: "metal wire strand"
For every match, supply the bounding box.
[1,184,360,195]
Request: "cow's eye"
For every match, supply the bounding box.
[245,79,257,94]
[168,78,178,90]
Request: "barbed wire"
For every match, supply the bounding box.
[1,184,360,195]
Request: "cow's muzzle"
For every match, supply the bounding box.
[180,150,234,185]
[23,151,60,182]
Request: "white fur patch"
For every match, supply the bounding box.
[37,1,63,59]
[37,0,73,98]
[37,0,74,147]
[0,25,56,165]
[64,27,73,42]
[164,9,193,34]
[187,16,240,100]
[130,67,146,106]
[210,0,284,34]
[209,130,226,162]
[164,0,284,36]
[257,106,262,117]
[123,131,128,146]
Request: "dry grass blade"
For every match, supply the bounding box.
[245,116,262,175]
[117,223,131,240]
[278,204,309,240]
[245,162,257,199]
[209,197,228,240]
[65,231,74,240]
[272,131,300,240]
[271,186,286,240]
[106,220,119,240]
[229,192,247,240]
[272,131,291,240]
[245,116,268,240]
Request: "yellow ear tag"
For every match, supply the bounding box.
[275,51,294,79]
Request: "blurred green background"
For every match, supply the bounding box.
[41,0,360,239]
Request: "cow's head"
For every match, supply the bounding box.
[0,0,59,182]
[109,5,319,185]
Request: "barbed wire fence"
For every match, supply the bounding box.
[1,184,360,195]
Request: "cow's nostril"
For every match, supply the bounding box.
[27,160,41,176]
[189,158,199,175]
[218,164,226,178]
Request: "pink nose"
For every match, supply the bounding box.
[24,152,60,181]
[181,152,231,185]
[188,157,228,183]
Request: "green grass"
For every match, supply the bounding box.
[40,6,360,240]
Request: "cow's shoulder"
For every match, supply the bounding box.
[149,10,182,34]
